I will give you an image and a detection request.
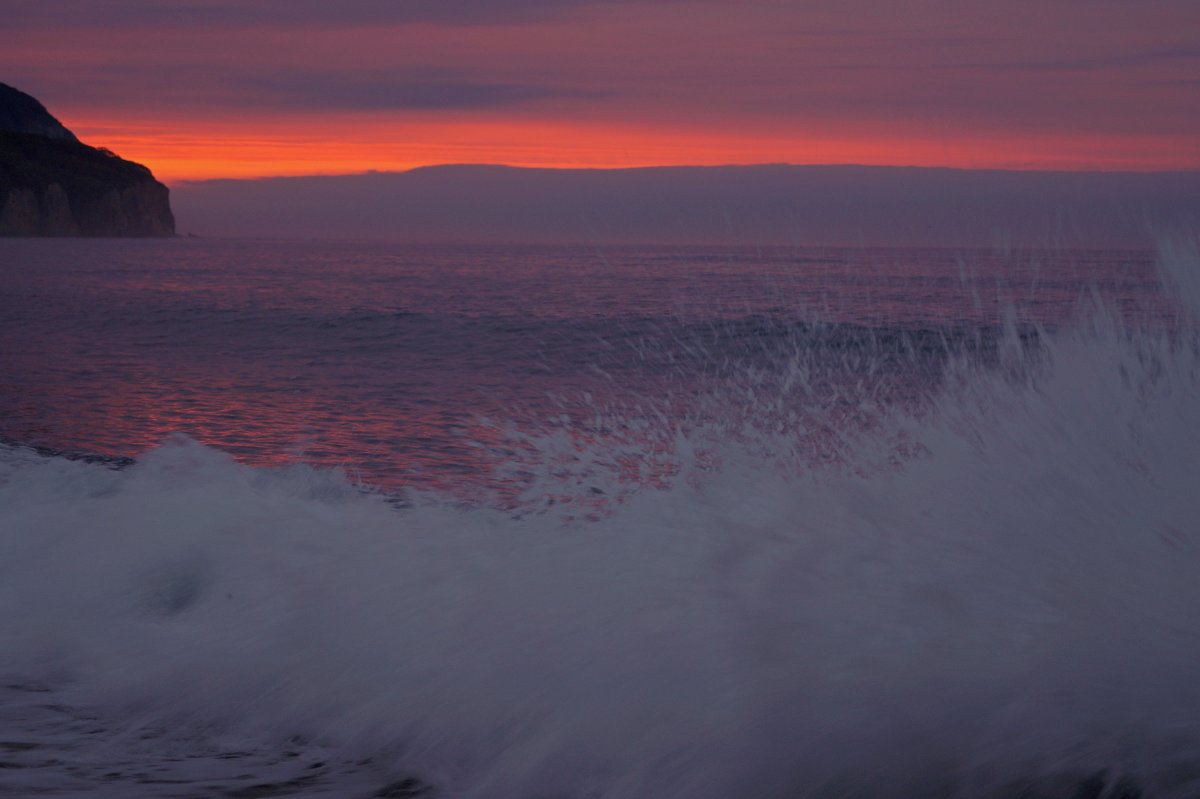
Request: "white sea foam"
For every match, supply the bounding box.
[1,239,1199,798]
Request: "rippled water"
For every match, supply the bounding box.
[0,239,1161,494]
[3,237,1197,799]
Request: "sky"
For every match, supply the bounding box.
[3,0,1199,183]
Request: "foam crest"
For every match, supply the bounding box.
[2,243,1200,798]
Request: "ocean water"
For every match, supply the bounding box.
[1,236,1198,797]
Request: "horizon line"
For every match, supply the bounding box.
[169,160,1200,186]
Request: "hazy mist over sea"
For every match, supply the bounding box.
[172,164,1200,247]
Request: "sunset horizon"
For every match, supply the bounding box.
[5,0,1198,183]
[52,118,1200,185]
[5,3,1200,797]
[26,89,1200,184]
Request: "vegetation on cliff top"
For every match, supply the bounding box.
[1,82,175,236]
[1,131,156,202]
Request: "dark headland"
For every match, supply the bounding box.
[0,82,174,237]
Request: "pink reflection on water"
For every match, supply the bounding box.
[0,240,1169,498]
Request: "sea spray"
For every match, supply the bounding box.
[1,240,1199,797]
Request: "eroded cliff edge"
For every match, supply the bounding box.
[0,83,174,237]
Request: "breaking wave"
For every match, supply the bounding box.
[2,238,1199,798]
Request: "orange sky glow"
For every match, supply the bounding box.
[3,1,1199,183]
[71,118,1200,184]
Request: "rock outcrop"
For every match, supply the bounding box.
[0,82,174,237]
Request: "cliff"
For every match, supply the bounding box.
[0,83,174,237]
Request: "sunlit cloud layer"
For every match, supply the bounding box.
[3,0,1197,180]
[0,0,618,28]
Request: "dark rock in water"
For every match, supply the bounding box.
[1068,773,1143,799]
[0,82,174,237]
[1008,771,1144,799]
[374,777,435,797]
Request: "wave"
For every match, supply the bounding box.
[1,238,1199,798]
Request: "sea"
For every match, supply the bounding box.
[1,236,1198,798]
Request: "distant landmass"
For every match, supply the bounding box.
[175,163,1199,248]
[0,82,174,237]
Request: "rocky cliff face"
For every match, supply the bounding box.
[0,83,174,237]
